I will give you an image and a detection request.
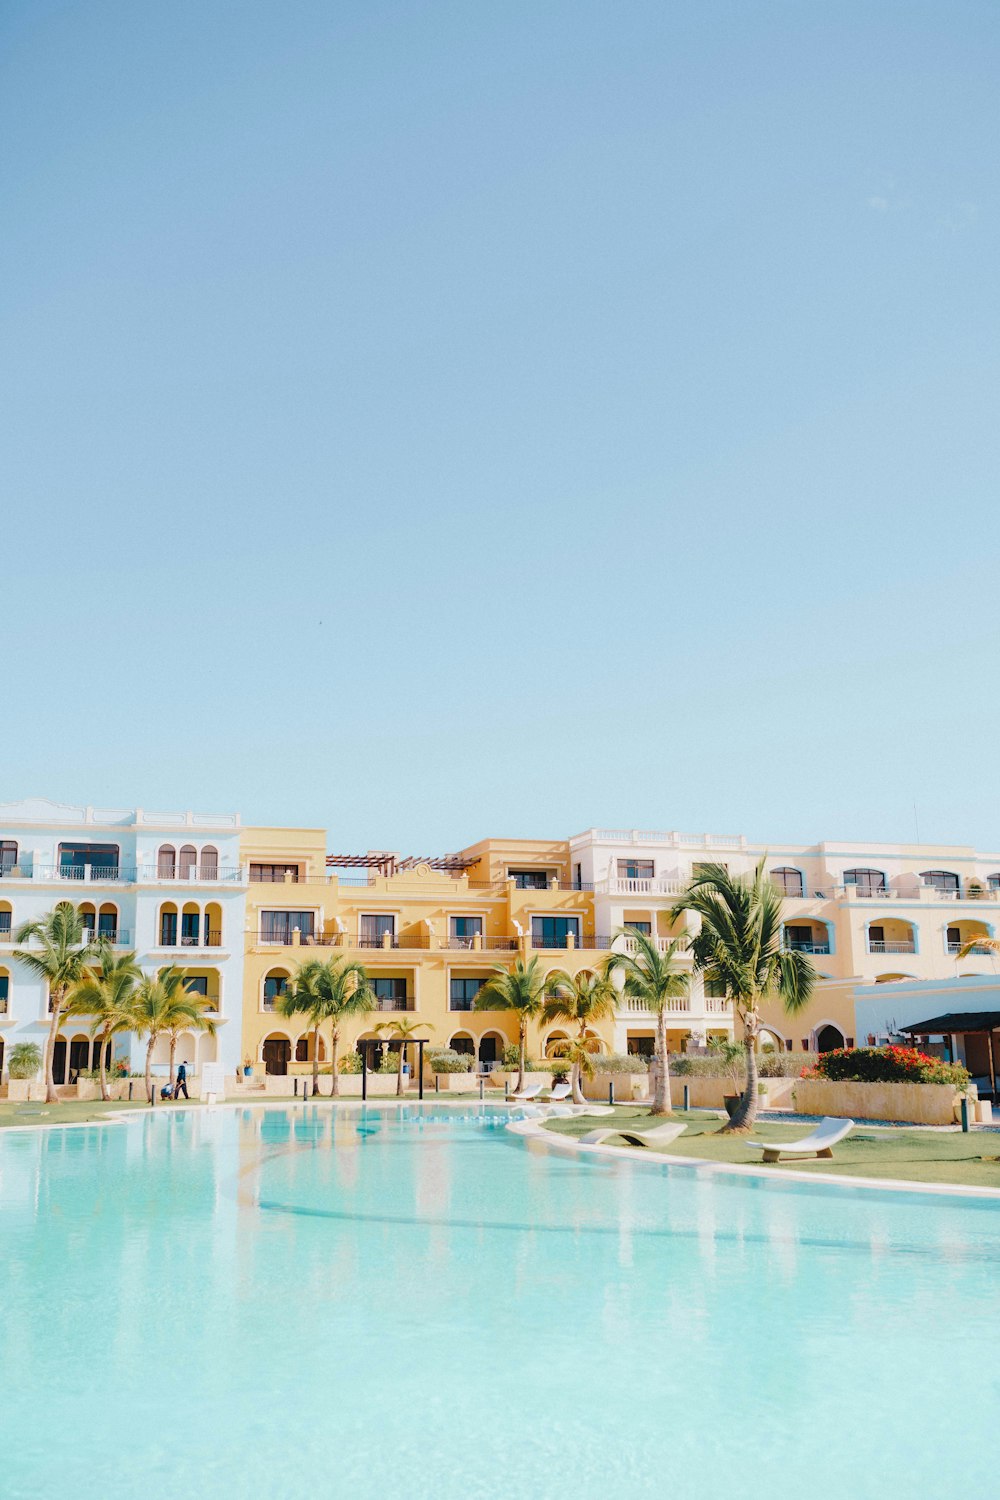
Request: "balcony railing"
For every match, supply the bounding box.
[783,940,831,954]
[158,931,223,948]
[142,864,243,884]
[597,877,685,897]
[83,929,132,947]
[445,936,518,951]
[948,941,994,955]
[868,941,916,954]
[373,996,413,1011]
[530,934,596,950]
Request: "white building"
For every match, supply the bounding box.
[0,799,247,1082]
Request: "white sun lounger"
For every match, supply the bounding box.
[745,1116,854,1163]
[578,1121,687,1149]
[545,1082,573,1101]
[509,1082,544,1101]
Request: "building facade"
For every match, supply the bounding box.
[0,798,246,1079]
[1,798,998,1087]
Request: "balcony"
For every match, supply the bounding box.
[140,864,244,885]
[948,941,993,956]
[157,931,223,950]
[373,996,413,1012]
[783,939,830,954]
[868,941,916,955]
[598,876,685,897]
[444,936,518,952]
[84,929,132,947]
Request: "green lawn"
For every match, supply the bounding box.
[543,1106,1000,1191]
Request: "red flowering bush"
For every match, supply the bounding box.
[802,1046,969,1089]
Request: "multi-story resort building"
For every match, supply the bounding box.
[2,798,999,1088]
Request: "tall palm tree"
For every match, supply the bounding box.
[474,957,548,1092]
[374,1016,432,1095]
[166,976,217,1089]
[63,945,142,1100]
[278,956,373,1097]
[13,902,102,1101]
[132,965,211,1103]
[605,933,690,1115]
[548,1034,601,1100]
[542,967,617,1103]
[672,859,815,1132]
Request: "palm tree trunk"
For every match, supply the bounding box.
[145,1038,155,1103]
[517,1024,527,1092]
[313,1023,322,1097]
[396,1045,405,1096]
[724,1027,759,1133]
[650,1006,672,1114]
[329,1026,338,1097]
[44,991,63,1103]
[571,1060,584,1105]
[99,1028,110,1101]
[169,1033,177,1089]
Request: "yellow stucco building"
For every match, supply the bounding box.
[240,829,617,1079]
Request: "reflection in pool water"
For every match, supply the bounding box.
[2,1103,997,1498]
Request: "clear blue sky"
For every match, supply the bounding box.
[2,2,998,852]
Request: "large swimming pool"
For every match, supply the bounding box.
[2,1103,998,1497]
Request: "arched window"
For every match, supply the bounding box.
[178,845,197,879]
[0,967,10,1015]
[921,869,960,893]
[263,970,288,1011]
[843,868,886,895]
[816,1024,846,1053]
[200,845,219,880]
[771,867,804,897]
[988,873,1000,892]
[157,845,176,879]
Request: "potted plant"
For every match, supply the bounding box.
[708,1038,746,1118]
[242,1057,254,1078]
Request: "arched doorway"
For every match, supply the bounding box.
[816,1024,845,1053]
[478,1032,503,1069]
[69,1035,90,1081]
[52,1036,67,1085]
[262,1034,291,1075]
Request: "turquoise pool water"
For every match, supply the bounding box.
[2,1103,998,1498]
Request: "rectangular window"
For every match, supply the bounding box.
[450,977,484,1011]
[704,978,727,998]
[784,925,814,950]
[947,926,961,946]
[509,870,549,890]
[617,860,654,880]
[371,977,408,1009]
[185,976,209,997]
[97,911,117,940]
[572,863,583,889]
[0,974,8,1011]
[625,920,651,935]
[58,843,120,878]
[160,911,177,945]
[531,916,580,949]
[360,914,396,948]
[260,911,316,944]
[0,910,11,939]
[449,916,482,949]
[869,926,885,944]
[181,911,201,946]
[250,863,300,883]
[0,841,17,872]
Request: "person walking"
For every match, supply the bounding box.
[174,1060,189,1100]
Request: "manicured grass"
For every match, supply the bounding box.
[0,1096,211,1128]
[543,1106,1000,1191]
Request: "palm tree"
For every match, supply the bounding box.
[542,967,617,1103]
[671,859,815,1132]
[374,1017,432,1095]
[63,945,142,1100]
[605,933,690,1115]
[166,977,217,1090]
[13,902,102,1101]
[548,1034,601,1100]
[278,956,373,1097]
[132,965,211,1103]
[474,957,547,1092]
[956,934,1000,962]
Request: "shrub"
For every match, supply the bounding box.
[8,1042,42,1080]
[759,1050,812,1078]
[338,1052,363,1074]
[804,1046,970,1090]
[501,1043,521,1069]
[587,1052,650,1074]
[427,1048,474,1074]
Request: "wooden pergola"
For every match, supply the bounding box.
[358,1036,426,1100]
[326,852,479,878]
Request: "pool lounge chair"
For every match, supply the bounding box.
[509,1082,544,1101]
[578,1121,687,1149]
[545,1082,573,1102]
[745,1116,854,1163]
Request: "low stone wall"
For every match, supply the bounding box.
[583,1073,650,1102]
[426,1072,478,1091]
[491,1071,558,1092]
[793,1077,967,1125]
